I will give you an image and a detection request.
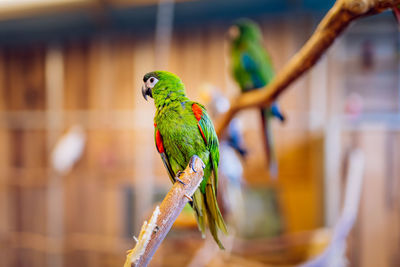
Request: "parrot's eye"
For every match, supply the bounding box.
[146,77,159,89]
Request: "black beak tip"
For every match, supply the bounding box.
[142,86,153,101]
[142,87,148,101]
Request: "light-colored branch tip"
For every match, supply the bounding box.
[127,206,161,266]
[124,155,205,267]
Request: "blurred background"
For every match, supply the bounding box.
[0,0,398,266]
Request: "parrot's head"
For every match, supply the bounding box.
[228,18,262,44]
[142,71,186,104]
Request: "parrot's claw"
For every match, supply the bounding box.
[175,171,186,185]
[191,166,197,173]
[189,156,203,173]
[176,177,186,186]
[184,194,193,201]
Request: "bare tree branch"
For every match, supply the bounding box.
[216,0,400,137]
[124,155,205,267]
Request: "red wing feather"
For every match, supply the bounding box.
[192,103,203,121]
[197,123,207,145]
[192,103,208,144]
[155,129,165,153]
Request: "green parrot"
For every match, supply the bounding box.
[141,71,227,248]
[228,18,285,178]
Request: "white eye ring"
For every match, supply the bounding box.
[146,77,159,89]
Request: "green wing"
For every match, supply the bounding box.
[193,103,220,191]
[192,103,227,241]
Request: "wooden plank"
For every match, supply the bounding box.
[0,51,6,110]
[358,129,389,267]
[64,41,89,110]
[110,37,135,110]
[6,46,46,111]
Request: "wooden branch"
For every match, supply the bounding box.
[216,0,400,137]
[124,155,205,267]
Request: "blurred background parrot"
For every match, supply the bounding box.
[142,71,227,249]
[228,18,285,178]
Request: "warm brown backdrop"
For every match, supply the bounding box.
[0,13,398,267]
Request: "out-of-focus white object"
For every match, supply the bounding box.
[51,125,86,174]
[219,141,243,186]
[301,149,364,267]
[199,83,230,117]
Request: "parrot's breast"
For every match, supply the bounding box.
[155,103,209,172]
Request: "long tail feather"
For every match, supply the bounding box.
[191,164,227,248]
[205,184,228,234]
[207,210,225,249]
[192,185,228,248]
[192,190,206,237]
[260,108,278,178]
[205,184,227,249]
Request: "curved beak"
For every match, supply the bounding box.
[142,85,152,101]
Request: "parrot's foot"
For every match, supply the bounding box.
[189,157,198,173]
[176,177,186,186]
[184,194,193,201]
[175,171,186,185]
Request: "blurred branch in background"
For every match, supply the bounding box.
[125,156,205,267]
[216,0,400,137]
